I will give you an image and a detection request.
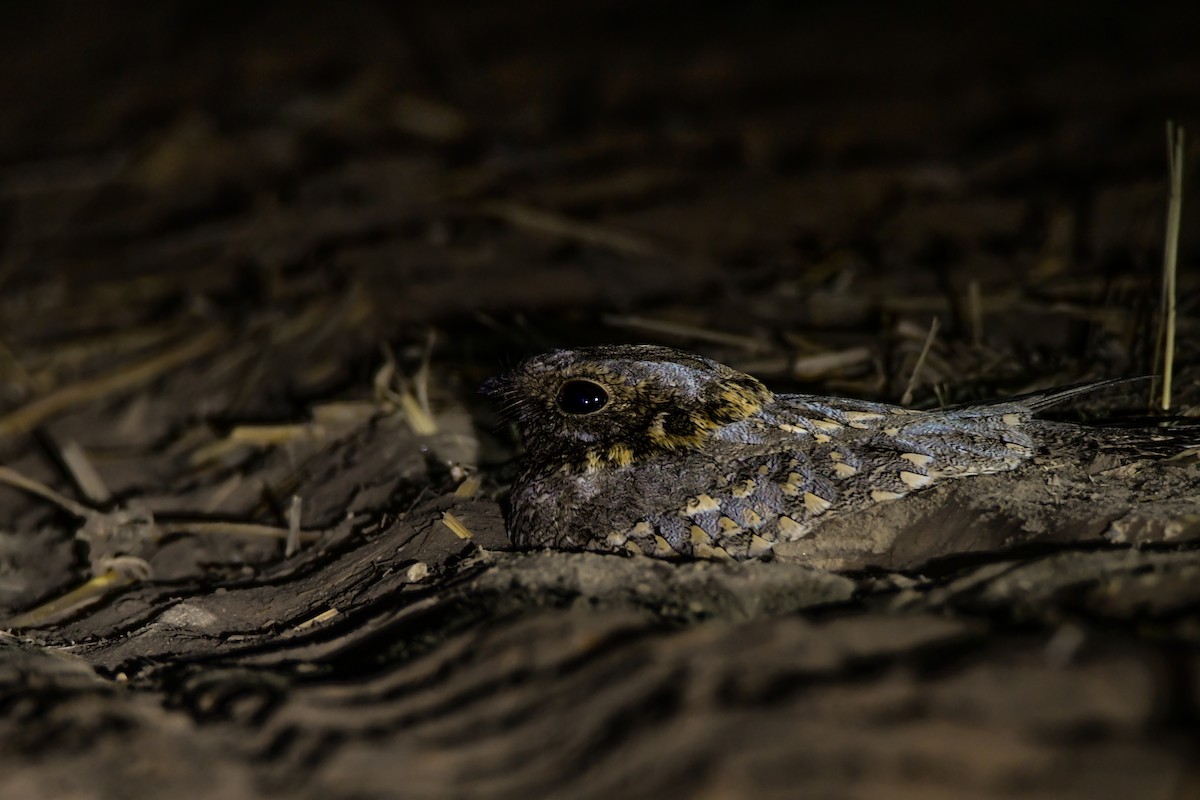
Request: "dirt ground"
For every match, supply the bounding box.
[2,2,1199,798]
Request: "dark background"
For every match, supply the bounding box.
[2,2,1197,357]
[1,3,1198,799]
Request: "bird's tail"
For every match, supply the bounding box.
[943,377,1150,415]
[1010,377,1151,413]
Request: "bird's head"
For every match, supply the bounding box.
[483,345,774,470]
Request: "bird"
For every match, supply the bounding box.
[483,344,1142,560]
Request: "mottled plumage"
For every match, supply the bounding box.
[484,345,1126,560]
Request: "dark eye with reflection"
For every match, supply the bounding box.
[556,380,610,415]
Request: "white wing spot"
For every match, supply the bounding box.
[780,472,805,496]
[683,494,721,516]
[833,462,859,478]
[748,534,775,557]
[605,530,629,546]
[843,411,885,429]
[803,491,833,514]
[695,543,733,560]
[718,516,744,534]
[899,470,932,489]
[900,452,934,467]
[777,515,809,540]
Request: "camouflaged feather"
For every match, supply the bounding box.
[486,345,1124,560]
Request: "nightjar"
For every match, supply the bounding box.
[485,345,1127,560]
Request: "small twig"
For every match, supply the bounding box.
[392,94,470,143]
[156,520,321,542]
[966,279,984,348]
[483,201,668,260]
[932,382,949,408]
[0,461,325,631]
[286,495,303,557]
[375,342,438,435]
[57,439,112,504]
[414,329,437,421]
[0,336,37,394]
[292,607,340,632]
[454,475,482,498]
[398,391,438,435]
[0,465,92,518]
[373,342,398,400]
[901,317,940,406]
[602,314,769,352]
[440,511,474,540]
[0,464,323,544]
[791,346,873,379]
[5,570,135,629]
[1159,121,1184,412]
[0,328,226,438]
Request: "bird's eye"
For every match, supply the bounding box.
[556,379,610,415]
